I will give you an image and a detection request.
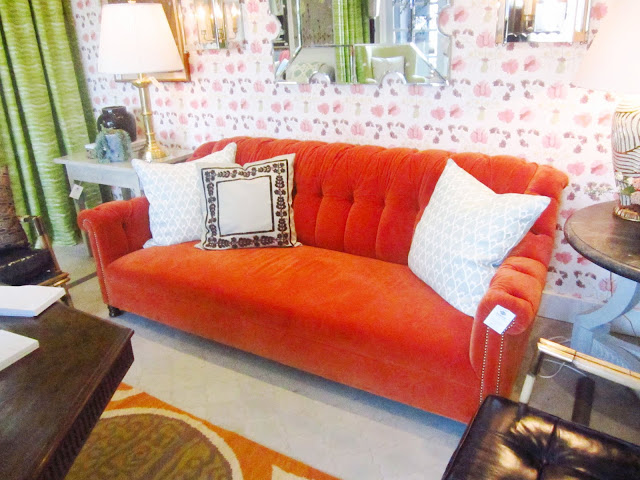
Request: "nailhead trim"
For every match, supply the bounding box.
[479,327,489,403]
[497,333,505,394]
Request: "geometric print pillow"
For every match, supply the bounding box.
[132,143,237,248]
[0,165,28,251]
[408,159,550,317]
[196,154,300,250]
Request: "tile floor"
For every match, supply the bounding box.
[57,244,640,479]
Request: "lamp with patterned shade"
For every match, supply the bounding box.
[98,2,183,162]
[574,0,640,221]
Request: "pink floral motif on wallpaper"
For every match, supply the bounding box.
[473,82,491,97]
[498,110,514,123]
[451,58,465,71]
[72,0,619,304]
[542,133,562,149]
[591,2,608,20]
[519,108,535,122]
[431,108,445,120]
[523,56,541,72]
[476,31,493,47]
[471,129,488,144]
[567,163,585,176]
[371,105,384,117]
[547,83,568,99]
[501,60,518,74]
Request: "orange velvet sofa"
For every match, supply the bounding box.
[78,137,568,423]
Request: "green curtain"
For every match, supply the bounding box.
[0,0,97,245]
[332,0,369,83]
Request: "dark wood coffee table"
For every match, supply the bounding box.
[0,303,133,480]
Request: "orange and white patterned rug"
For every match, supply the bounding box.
[66,383,340,480]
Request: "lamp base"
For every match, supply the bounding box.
[612,97,640,221]
[132,74,168,163]
[614,204,640,222]
[140,141,168,163]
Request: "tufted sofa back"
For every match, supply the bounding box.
[192,137,566,265]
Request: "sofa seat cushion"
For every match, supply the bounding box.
[104,243,478,385]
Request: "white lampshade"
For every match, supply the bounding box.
[574,0,640,94]
[98,3,183,75]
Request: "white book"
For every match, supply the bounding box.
[0,330,39,371]
[0,286,65,317]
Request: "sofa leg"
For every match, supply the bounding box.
[108,306,123,317]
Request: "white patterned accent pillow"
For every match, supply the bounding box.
[196,154,300,250]
[133,143,237,248]
[408,159,550,317]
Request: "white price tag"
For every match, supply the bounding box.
[69,184,84,200]
[483,305,516,334]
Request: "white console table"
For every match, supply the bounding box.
[54,149,192,208]
[55,149,192,253]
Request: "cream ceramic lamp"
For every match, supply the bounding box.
[98,2,184,162]
[574,0,640,220]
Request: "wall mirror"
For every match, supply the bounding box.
[496,0,592,44]
[270,0,452,85]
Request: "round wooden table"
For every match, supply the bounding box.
[564,201,640,372]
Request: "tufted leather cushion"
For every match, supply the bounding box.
[191,137,563,266]
[0,247,56,285]
[0,166,28,251]
[442,395,640,480]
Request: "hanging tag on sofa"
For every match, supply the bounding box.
[69,184,84,200]
[483,305,516,334]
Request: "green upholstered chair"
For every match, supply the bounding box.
[355,44,428,84]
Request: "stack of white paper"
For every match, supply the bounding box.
[0,330,39,371]
[0,286,65,317]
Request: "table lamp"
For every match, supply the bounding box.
[574,0,640,221]
[98,2,184,162]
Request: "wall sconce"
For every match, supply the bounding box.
[496,0,592,44]
[195,0,244,49]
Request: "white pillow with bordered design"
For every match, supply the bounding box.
[408,159,550,317]
[196,153,300,250]
[133,142,237,248]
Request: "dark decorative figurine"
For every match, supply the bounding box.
[97,105,137,141]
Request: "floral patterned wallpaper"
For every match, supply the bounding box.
[71,0,618,308]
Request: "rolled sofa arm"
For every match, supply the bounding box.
[77,197,151,304]
[469,231,555,400]
[466,161,568,403]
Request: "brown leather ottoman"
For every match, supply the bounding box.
[441,395,640,480]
